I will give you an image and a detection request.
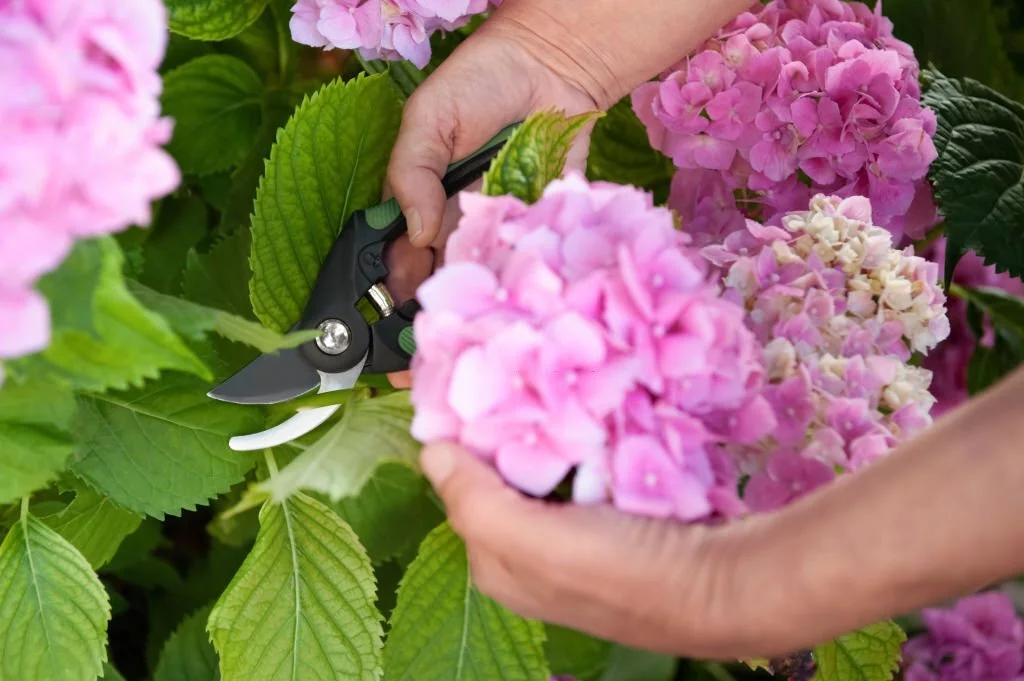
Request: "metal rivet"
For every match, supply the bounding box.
[316,319,351,355]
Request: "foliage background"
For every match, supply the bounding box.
[1,0,1024,680]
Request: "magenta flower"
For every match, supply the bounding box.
[903,592,1024,681]
[289,0,501,68]
[0,0,180,376]
[634,0,938,239]
[411,175,763,521]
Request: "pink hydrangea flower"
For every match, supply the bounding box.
[922,238,1024,416]
[634,0,938,242]
[903,592,1024,681]
[290,0,500,68]
[0,0,180,379]
[714,195,946,502]
[411,174,765,521]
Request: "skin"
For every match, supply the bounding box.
[380,0,1024,659]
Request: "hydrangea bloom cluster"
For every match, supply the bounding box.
[0,0,180,379]
[410,174,768,521]
[922,238,1024,416]
[707,195,948,510]
[903,592,1024,681]
[633,0,938,243]
[290,0,501,68]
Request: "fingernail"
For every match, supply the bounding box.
[407,208,423,242]
[421,444,455,485]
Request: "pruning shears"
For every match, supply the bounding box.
[207,124,519,451]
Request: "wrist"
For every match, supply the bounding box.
[489,0,755,108]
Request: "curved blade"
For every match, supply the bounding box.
[227,355,367,451]
[207,347,320,405]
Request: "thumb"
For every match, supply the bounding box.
[420,442,527,533]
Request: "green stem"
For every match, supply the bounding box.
[20,496,29,522]
[913,221,946,252]
[264,450,279,477]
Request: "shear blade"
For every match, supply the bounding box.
[226,354,368,452]
[207,347,321,405]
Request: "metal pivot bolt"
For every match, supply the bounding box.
[316,319,351,355]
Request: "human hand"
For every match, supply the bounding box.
[416,440,788,661]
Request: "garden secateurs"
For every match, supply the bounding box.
[207,124,519,451]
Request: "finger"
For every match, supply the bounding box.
[419,442,545,543]
[387,371,412,389]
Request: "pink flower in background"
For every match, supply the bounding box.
[634,0,938,242]
[0,0,180,380]
[290,0,500,68]
[922,237,1024,415]
[715,195,946,498]
[903,592,1024,681]
[411,175,764,522]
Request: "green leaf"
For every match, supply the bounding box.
[330,462,445,564]
[12,237,209,391]
[138,195,209,295]
[0,512,111,681]
[166,0,270,41]
[383,523,550,681]
[154,605,220,681]
[954,285,1024,393]
[36,239,105,337]
[128,280,319,354]
[162,55,265,176]
[923,71,1024,282]
[587,98,675,205]
[545,625,613,681]
[70,373,262,518]
[249,73,403,332]
[259,391,420,503]
[483,109,600,203]
[40,476,142,569]
[599,646,678,681]
[884,0,1024,100]
[0,380,76,505]
[812,620,906,681]
[101,662,127,681]
[184,229,255,319]
[207,494,383,681]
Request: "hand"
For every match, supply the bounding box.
[417,366,1024,660]
[417,441,759,660]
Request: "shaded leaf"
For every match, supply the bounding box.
[599,646,678,681]
[11,237,209,391]
[40,476,142,569]
[128,280,319,354]
[183,229,255,319]
[0,380,75,505]
[249,73,403,332]
[483,109,600,203]
[166,0,270,41]
[923,71,1024,283]
[162,55,264,176]
[587,98,675,205]
[812,620,906,681]
[36,239,105,337]
[70,373,262,518]
[383,523,550,681]
[545,625,614,681]
[330,462,445,564]
[207,494,383,681]
[138,195,209,295]
[259,391,419,503]
[0,512,110,681]
[154,605,219,681]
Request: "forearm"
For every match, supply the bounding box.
[731,366,1024,656]
[491,0,756,108]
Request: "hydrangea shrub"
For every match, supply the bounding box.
[0,1,1023,680]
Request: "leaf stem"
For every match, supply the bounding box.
[264,449,280,477]
[20,496,29,522]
